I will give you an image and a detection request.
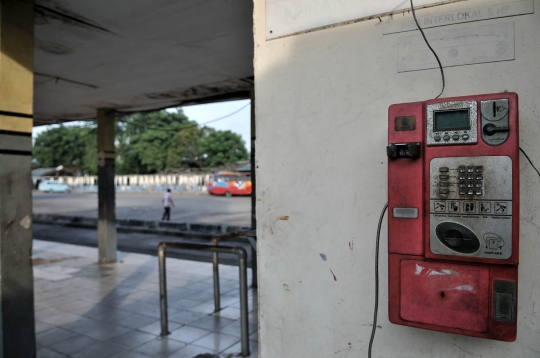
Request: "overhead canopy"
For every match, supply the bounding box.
[34,0,254,125]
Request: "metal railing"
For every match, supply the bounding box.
[158,242,250,357]
[211,229,257,289]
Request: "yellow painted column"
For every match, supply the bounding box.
[0,0,36,356]
[97,108,117,263]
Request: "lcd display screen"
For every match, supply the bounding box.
[434,110,470,131]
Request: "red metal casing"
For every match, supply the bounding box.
[387,93,519,341]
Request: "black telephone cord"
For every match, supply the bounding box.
[520,147,540,178]
[410,0,446,99]
[368,202,388,358]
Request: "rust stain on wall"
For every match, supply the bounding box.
[330,269,337,281]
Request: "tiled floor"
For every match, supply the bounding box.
[33,240,258,358]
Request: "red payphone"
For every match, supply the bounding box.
[387,93,519,341]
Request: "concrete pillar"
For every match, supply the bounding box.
[0,0,36,356]
[97,109,117,263]
[250,88,258,289]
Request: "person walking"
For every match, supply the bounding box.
[162,189,175,221]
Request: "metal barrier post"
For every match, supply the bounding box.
[212,252,221,312]
[158,242,250,356]
[238,249,250,357]
[251,245,257,289]
[158,244,169,336]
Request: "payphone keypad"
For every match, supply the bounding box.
[436,164,484,196]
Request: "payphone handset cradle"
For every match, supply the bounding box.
[387,93,519,341]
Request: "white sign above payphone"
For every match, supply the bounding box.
[383,0,533,34]
[265,0,460,39]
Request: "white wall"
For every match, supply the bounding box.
[254,0,540,356]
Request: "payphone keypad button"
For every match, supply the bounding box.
[439,182,449,187]
[439,189,449,195]
[439,175,449,180]
[452,134,460,141]
[443,134,450,141]
[459,189,466,195]
[434,135,441,142]
[459,166,466,173]
[467,189,474,195]
[459,182,466,188]
[459,174,466,180]
[476,175,483,180]
[476,189,483,195]
[462,134,470,140]
[475,166,483,173]
[439,167,449,172]
[467,183,474,188]
[467,174,475,180]
[467,166,475,173]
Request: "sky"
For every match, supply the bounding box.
[31,99,252,150]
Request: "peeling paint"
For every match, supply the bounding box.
[449,284,474,292]
[330,269,337,281]
[145,80,252,101]
[349,241,354,251]
[415,264,455,276]
[319,253,327,261]
[277,216,289,221]
[19,216,31,229]
[283,283,290,291]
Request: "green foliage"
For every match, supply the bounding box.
[33,109,248,175]
[166,126,215,169]
[116,110,194,174]
[33,123,97,174]
[199,130,248,168]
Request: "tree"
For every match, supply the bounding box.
[33,109,249,175]
[116,110,194,174]
[33,124,97,174]
[198,130,248,168]
[166,126,215,169]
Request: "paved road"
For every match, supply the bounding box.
[33,192,253,265]
[33,192,251,226]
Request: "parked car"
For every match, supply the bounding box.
[38,180,71,193]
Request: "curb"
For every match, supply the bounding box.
[33,214,250,241]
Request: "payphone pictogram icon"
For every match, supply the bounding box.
[495,202,508,214]
[449,201,460,212]
[464,202,476,213]
[434,202,446,212]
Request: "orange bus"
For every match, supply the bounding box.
[207,171,252,196]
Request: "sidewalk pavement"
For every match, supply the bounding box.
[33,239,258,358]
